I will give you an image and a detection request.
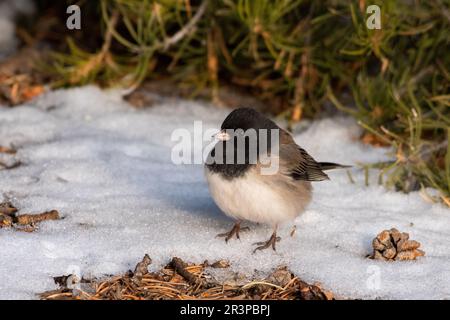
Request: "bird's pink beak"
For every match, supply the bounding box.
[213,130,231,141]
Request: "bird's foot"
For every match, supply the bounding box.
[253,232,281,253]
[216,222,249,243]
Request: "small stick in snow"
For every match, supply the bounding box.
[171,257,204,286]
[290,225,297,237]
[0,146,16,154]
[15,210,60,225]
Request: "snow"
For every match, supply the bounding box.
[1,85,450,300]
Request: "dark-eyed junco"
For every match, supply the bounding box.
[205,107,349,252]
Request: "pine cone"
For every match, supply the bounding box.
[371,228,424,261]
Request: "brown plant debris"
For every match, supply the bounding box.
[209,259,230,269]
[170,256,205,287]
[124,80,269,112]
[0,214,13,228]
[370,228,425,261]
[0,201,18,216]
[0,146,20,170]
[0,47,47,106]
[40,256,333,300]
[0,203,60,232]
[15,210,60,225]
[0,201,17,228]
[0,146,17,154]
[132,254,152,281]
[361,132,390,147]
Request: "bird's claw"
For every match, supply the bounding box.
[253,234,281,253]
[216,223,249,243]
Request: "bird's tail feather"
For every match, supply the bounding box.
[318,162,351,171]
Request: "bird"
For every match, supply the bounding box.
[204,107,349,253]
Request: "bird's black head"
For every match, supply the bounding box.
[220,107,279,132]
[206,108,280,179]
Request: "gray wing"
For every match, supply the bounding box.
[279,132,329,182]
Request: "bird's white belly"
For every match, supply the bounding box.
[205,168,309,226]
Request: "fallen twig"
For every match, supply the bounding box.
[15,210,60,225]
[171,257,204,287]
[0,146,16,154]
[0,201,61,231]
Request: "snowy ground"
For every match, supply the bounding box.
[1,86,450,300]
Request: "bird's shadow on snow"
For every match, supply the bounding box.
[173,194,229,223]
[123,161,231,224]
